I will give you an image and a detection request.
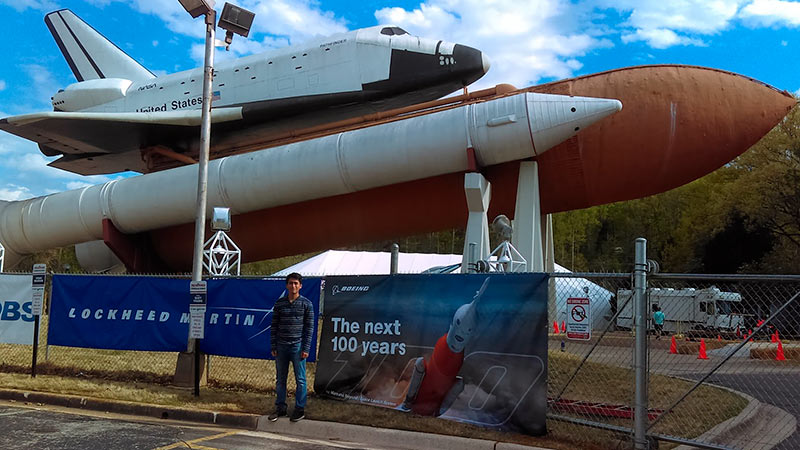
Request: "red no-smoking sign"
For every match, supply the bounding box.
[566,297,591,340]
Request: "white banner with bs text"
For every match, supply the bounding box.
[0,274,34,345]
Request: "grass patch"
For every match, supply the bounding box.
[548,351,748,441]
[0,347,748,449]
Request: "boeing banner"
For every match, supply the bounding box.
[0,274,35,345]
[48,275,321,360]
[314,273,548,435]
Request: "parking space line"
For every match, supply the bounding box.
[0,410,35,417]
[152,430,239,450]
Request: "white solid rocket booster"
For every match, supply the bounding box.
[0,92,621,268]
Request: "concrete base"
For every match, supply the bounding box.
[173,351,207,388]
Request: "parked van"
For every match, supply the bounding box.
[616,287,746,333]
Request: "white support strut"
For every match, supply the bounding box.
[461,172,491,273]
[511,161,544,272]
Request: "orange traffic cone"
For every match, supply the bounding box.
[771,331,778,343]
[698,339,709,360]
[718,334,722,342]
[776,340,786,361]
[561,321,566,334]
[553,321,560,334]
[670,335,677,354]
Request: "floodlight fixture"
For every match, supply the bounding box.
[492,214,513,241]
[178,0,215,18]
[218,3,255,49]
[211,207,231,231]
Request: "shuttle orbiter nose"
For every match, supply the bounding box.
[452,44,490,86]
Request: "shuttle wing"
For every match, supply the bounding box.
[0,108,243,174]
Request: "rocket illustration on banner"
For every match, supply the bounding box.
[399,277,490,416]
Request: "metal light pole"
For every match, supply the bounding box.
[192,9,215,286]
[178,0,216,397]
[178,0,254,395]
[178,1,255,286]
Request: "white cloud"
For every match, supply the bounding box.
[0,185,32,201]
[376,0,611,88]
[238,0,348,43]
[91,0,346,66]
[0,0,57,12]
[66,181,97,190]
[621,28,707,48]
[20,64,61,109]
[0,80,5,91]
[739,0,800,26]
[597,0,747,48]
[120,0,347,44]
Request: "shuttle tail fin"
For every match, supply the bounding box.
[45,9,155,82]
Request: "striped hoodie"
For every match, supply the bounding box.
[270,295,314,355]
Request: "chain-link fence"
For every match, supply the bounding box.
[644,274,800,450]
[2,268,799,449]
[0,272,300,395]
[548,270,800,450]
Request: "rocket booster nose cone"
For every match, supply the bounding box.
[526,93,622,156]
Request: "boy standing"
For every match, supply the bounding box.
[268,273,314,422]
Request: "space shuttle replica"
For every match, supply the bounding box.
[0,8,795,274]
[4,9,491,175]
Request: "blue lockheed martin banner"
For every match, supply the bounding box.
[49,275,320,361]
[198,278,321,360]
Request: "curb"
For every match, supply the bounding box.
[673,387,796,450]
[0,388,259,429]
[256,416,550,450]
[0,388,550,449]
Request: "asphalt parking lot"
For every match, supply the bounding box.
[0,402,381,450]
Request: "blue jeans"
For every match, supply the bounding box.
[275,342,307,410]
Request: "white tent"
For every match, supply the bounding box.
[274,250,613,330]
[272,250,461,276]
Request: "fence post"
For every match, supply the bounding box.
[390,243,399,274]
[633,238,648,449]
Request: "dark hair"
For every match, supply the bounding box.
[286,272,303,284]
[653,305,660,312]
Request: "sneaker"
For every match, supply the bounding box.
[396,402,411,412]
[289,408,305,422]
[267,408,287,422]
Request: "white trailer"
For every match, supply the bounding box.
[616,287,746,334]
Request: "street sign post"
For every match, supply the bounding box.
[189,280,207,396]
[31,264,46,377]
[189,280,207,339]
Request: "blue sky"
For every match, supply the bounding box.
[1,0,799,200]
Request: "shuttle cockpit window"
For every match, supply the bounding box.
[380,26,409,36]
